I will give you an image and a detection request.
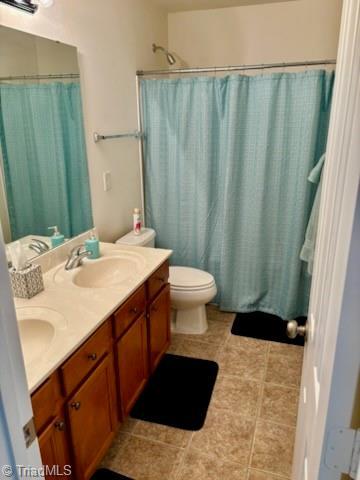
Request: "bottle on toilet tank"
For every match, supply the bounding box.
[133,208,142,235]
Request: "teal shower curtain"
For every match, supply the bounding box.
[0,83,93,240]
[141,71,334,319]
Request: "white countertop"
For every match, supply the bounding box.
[14,242,172,394]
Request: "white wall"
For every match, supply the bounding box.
[0,0,168,242]
[168,0,342,67]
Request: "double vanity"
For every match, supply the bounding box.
[15,242,172,480]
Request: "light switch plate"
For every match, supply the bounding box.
[103,171,111,191]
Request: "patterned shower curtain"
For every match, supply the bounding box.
[0,82,93,240]
[141,71,334,319]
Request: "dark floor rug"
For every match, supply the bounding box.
[91,469,132,480]
[130,353,218,431]
[231,311,307,346]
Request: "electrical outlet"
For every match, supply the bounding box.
[103,171,111,191]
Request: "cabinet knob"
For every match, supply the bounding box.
[87,353,97,361]
[70,401,81,410]
[54,421,65,431]
[130,307,138,315]
[158,276,165,283]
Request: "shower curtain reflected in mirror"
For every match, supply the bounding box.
[0,82,93,241]
[141,71,334,319]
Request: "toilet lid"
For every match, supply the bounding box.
[169,266,215,290]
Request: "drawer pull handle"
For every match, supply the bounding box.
[158,277,166,283]
[54,421,65,431]
[87,353,97,361]
[70,401,81,410]
[130,307,138,315]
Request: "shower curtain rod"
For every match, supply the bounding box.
[0,73,80,81]
[136,59,336,76]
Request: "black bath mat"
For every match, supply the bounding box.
[91,469,132,480]
[130,353,218,431]
[231,311,307,346]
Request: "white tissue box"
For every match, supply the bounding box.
[10,264,44,299]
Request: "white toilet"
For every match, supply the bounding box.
[116,228,217,334]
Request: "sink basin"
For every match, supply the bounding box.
[18,319,55,366]
[71,254,146,289]
[16,307,67,367]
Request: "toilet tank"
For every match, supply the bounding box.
[115,228,156,248]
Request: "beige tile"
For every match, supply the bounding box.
[104,432,183,480]
[268,342,304,360]
[175,338,219,361]
[133,420,192,448]
[176,318,230,345]
[119,416,137,433]
[218,342,267,382]
[248,470,290,479]
[192,409,255,466]
[101,431,129,468]
[251,420,295,478]
[211,375,261,418]
[206,304,236,325]
[259,384,299,426]
[167,333,183,354]
[227,335,269,353]
[177,449,247,480]
[265,352,302,387]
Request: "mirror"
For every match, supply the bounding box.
[0,26,93,261]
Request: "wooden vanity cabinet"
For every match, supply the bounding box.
[37,410,72,480]
[32,373,72,480]
[148,283,171,373]
[116,314,149,416]
[67,353,117,480]
[31,259,171,480]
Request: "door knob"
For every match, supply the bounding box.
[286,320,307,339]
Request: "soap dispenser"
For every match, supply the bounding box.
[48,226,65,248]
[85,230,100,259]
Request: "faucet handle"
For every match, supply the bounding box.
[69,244,85,257]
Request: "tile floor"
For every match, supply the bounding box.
[102,305,303,480]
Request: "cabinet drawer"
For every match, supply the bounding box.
[113,285,146,339]
[147,261,169,301]
[32,372,62,434]
[60,320,112,396]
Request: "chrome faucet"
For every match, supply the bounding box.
[65,244,92,270]
[29,238,50,254]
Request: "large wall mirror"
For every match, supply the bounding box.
[0,26,93,260]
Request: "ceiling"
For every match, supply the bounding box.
[151,0,296,13]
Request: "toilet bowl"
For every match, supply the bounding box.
[169,266,217,334]
[115,229,217,334]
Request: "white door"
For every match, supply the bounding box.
[0,230,43,472]
[292,0,360,479]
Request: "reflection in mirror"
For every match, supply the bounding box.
[0,26,93,261]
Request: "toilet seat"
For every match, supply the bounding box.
[169,266,215,291]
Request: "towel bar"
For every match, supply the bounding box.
[93,131,143,143]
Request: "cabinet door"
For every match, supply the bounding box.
[38,412,72,480]
[67,354,117,480]
[148,284,171,373]
[116,314,148,416]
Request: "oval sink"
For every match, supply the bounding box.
[16,307,67,367]
[72,255,146,288]
[18,319,55,366]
